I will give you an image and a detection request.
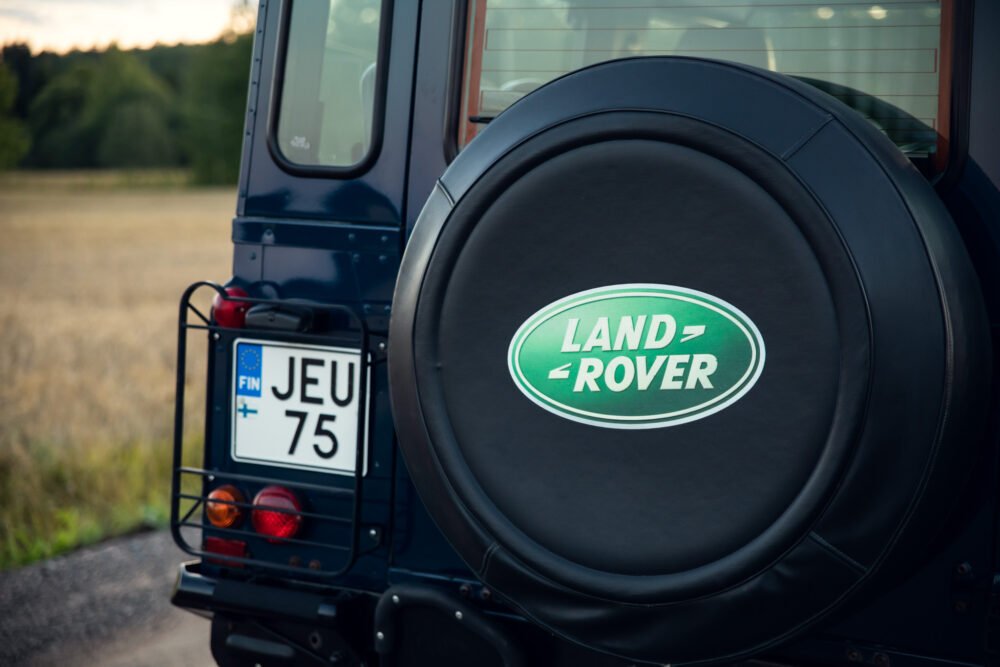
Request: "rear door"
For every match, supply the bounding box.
[177,0,417,588]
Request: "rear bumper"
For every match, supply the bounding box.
[171,561,528,666]
[171,560,340,623]
[172,561,373,666]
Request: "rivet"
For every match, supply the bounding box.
[309,559,321,570]
[376,631,385,641]
[391,595,400,605]
[455,611,463,621]
[369,528,378,539]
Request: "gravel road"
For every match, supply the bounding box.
[0,530,214,667]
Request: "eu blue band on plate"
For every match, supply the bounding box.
[236,343,263,397]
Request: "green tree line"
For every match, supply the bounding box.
[0,33,253,184]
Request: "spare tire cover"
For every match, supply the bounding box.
[388,58,989,665]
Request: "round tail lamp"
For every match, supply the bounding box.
[252,485,303,542]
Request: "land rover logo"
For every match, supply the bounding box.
[507,284,766,429]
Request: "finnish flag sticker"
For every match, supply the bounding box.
[236,343,262,397]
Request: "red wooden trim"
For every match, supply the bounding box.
[461,0,489,147]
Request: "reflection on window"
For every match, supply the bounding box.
[461,1,945,158]
[278,0,382,168]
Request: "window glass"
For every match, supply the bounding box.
[460,0,947,160]
[278,0,382,168]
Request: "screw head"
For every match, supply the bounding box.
[308,559,321,570]
[847,649,862,662]
[956,562,973,576]
[874,653,890,667]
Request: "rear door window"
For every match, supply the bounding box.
[460,1,950,163]
[276,0,383,169]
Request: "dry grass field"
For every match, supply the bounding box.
[0,171,234,568]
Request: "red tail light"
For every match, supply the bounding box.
[252,485,302,542]
[204,536,247,567]
[212,286,249,328]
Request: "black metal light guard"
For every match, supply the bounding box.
[170,280,375,580]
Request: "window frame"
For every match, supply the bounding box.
[267,0,394,178]
[449,0,972,185]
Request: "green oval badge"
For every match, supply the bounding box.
[507,284,765,429]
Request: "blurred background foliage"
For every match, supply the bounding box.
[0,3,255,568]
[0,27,252,183]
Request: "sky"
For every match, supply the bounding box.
[0,0,237,53]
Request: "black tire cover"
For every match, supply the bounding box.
[388,58,990,664]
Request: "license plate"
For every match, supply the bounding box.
[231,338,369,476]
